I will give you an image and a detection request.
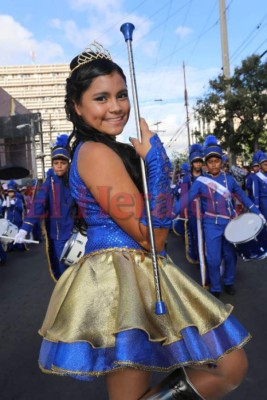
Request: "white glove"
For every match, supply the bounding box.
[10,199,16,205]
[13,229,28,244]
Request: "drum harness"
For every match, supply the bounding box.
[201,172,236,224]
[224,172,237,221]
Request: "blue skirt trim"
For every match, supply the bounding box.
[39,313,250,381]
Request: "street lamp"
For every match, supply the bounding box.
[151,121,165,134]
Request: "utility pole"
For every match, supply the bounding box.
[219,0,233,165]
[219,0,230,79]
[183,61,191,148]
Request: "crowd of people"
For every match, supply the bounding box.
[1,42,267,400]
[171,137,267,299]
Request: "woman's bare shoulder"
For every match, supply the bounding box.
[77,141,125,182]
[79,141,119,161]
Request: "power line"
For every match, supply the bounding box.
[230,13,267,63]
[260,48,267,58]
[110,0,185,57]
[185,0,218,64]
[168,0,193,66]
[92,0,149,45]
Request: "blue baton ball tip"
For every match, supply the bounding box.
[120,22,135,41]
[155,301,167,315]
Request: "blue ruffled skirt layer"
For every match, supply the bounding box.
[38,248,250,381]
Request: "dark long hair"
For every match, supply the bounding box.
[65,56,143,192]
[65,54,143,232]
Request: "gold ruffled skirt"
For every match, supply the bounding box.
[38,248,250,380]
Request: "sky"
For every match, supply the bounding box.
[0,0,266,157]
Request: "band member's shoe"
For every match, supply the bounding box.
[209,290,221,298]
[224,285,236,295]
[141,367,205,399]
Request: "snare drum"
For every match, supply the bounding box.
[224,213,267,261]
[0,219,19,244]
[60,231,87,266]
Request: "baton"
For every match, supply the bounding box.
[120,22,166,315]
[0,235,39,244]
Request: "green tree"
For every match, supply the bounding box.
[194,54,267,160]
[229,55,267,154]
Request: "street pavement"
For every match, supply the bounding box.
[0,232,266,400]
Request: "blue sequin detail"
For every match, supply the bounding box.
[69,142,144,254]
[140,135,173,228]
[39,314,249,380]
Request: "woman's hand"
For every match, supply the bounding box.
[129,118,155,160]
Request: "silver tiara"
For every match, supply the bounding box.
[70,41,112,74]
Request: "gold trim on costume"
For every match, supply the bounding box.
[38,247,252,379]
[172,219,182,237]
[38,333,251,378]
[38,249,238,346]
[43,222,57,283]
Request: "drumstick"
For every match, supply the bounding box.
[0,235,39,244]
[120,22,166,315]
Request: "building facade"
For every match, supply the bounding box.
[0,64,72,178]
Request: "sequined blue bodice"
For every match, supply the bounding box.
[69,142,143,254]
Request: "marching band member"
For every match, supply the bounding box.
[13,135,75,281]
[245,151,261,201]
[2,180,26,251]
[172,162,189,237]
[38,43,251,400]
[252,151,267,219]
[180,143,204,264]
[188,135,263,298]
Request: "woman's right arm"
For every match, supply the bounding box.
[78,119,172,252]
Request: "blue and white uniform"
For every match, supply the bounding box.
[21,169,74,280]
[179,171,204,264]
[189,171,260,293]
[4,181,25,251]
[246,150,262,202]
[252,151,267,219]
[253,170,267,219]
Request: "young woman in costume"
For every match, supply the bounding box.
[38,43,250,400]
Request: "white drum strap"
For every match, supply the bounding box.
[256,171,267,184]
[197,176,231,198]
